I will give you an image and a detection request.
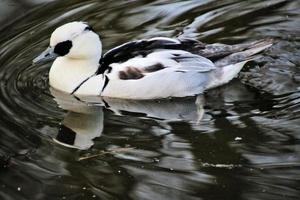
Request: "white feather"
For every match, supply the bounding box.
[98,50,215,99]
[206,61,247,89]
[49,57,99,94]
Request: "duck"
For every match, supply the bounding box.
[33,21,273,99]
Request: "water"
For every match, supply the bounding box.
[0,0,300,199]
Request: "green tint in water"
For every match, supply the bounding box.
[0,0,300,200]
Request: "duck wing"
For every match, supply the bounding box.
[100,49,216,99]
[107,49,216,80]
[97,37,205,74]
[99,37,273,73]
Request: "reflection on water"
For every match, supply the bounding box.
[51,88,204,150]
[0,0,299,200]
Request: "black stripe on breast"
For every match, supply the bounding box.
[101,75,110,93]
[84,26,95,32]
[71,76,91,95]
[71,73,97,95]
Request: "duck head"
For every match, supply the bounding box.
[33,21,102,63]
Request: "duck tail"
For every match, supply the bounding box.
[215,38,274,67]
[235,38,273,60]
[209,39,274,88]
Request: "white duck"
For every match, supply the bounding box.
[34,21,272,99]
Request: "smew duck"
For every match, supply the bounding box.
[34,21,273,99]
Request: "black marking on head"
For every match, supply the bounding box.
[144,63,165,72]
[54,40,72,56]
[56,125,76,145]
[119,67,144,80]
[84,26,95,32]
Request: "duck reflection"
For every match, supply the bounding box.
[51,89,104,150]
[50,88,205,150]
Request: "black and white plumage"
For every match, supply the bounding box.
[34,22,273,99]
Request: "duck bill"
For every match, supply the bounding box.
[33,47,58,64]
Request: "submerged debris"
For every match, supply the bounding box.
[200,163,242,169]
[78,147,135,161]
[0,149,36,170]
[0,155,10,170]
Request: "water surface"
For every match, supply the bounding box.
[0,0,299,200]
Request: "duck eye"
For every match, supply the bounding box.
[54,40,72,56]
[84,26,94,32]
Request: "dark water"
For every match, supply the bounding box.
[0,0,300,199]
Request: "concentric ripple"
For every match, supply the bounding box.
[0,28,62,132]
